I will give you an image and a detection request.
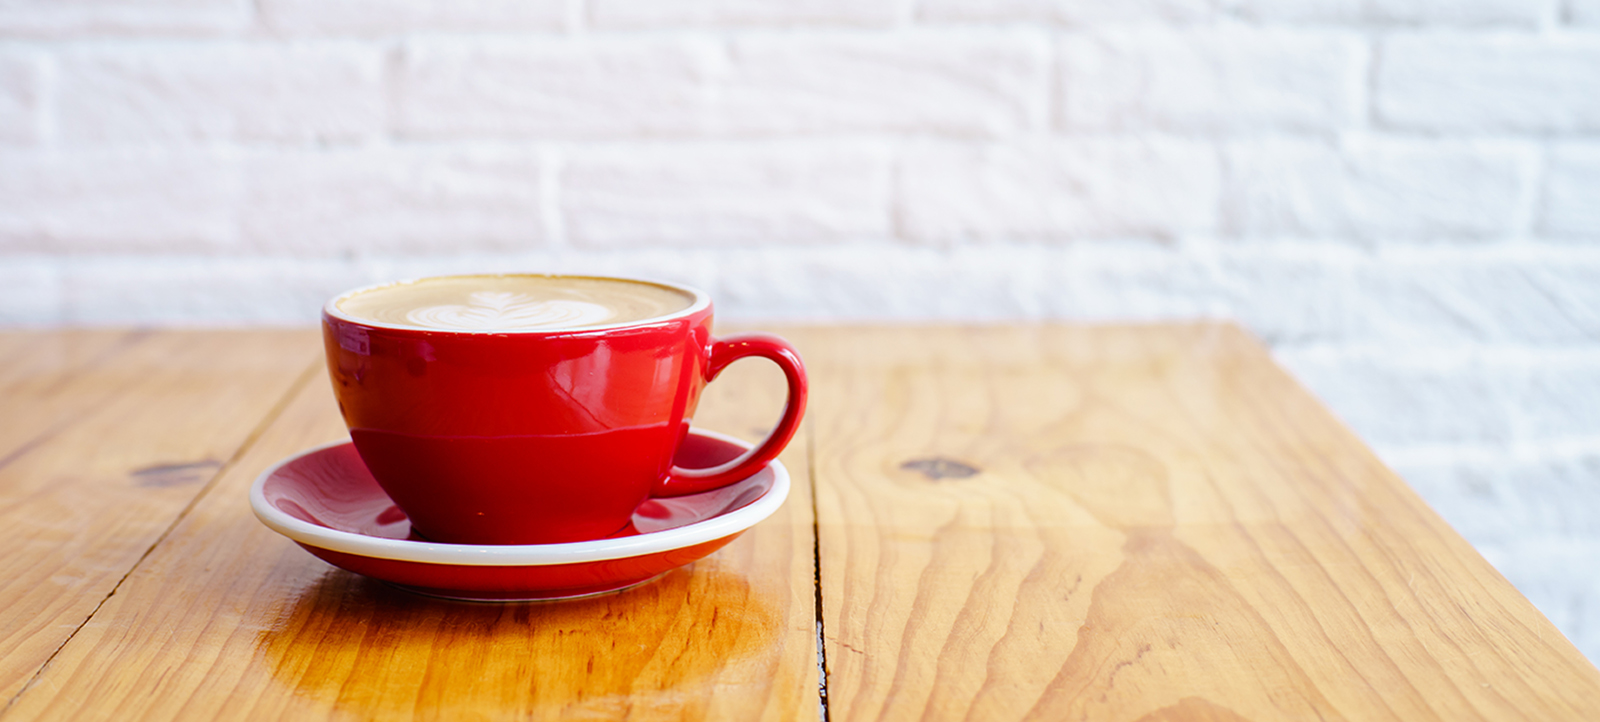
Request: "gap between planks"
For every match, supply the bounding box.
[0,360,322,719]
[809,426,832,722]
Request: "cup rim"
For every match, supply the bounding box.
[322,272,712,335]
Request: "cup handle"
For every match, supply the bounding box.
[653,332,808,498]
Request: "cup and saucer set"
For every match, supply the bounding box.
[249,274,807,602]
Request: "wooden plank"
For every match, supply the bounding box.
[4,329,819,721]
[0,329,135,392]
[0,329,147,457]
[0,329,318,706]
[802,324,1600,721]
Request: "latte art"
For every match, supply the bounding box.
[335,274,697,332]
[405,292,617,330]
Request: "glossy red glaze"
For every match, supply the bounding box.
[322,277,806,546]
[657,332,809,497]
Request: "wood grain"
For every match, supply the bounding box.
[800,324,1600,721]
[6,324,1598,722]
[0,330,146,459]
[0,329,318,706]
[2,331,818,722]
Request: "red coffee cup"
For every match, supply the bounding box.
[321,274,807,545]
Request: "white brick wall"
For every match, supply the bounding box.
[591,0,898,28]
[1221,139,1529,240]
[1,0,1598,662]
[260,0,567,36]
[0,0,249,36]
[242,147,547,255]
[397,38,719,138]
[563,143,891,246]
[1236,0,1549,26]
[1545,143,1600,236]
[0,50,41,143]
[1056,29,1363,133]
[1377,33,1600,133]
[56,43,386,143]
[900,139,1220,240]
[0,149,239,253]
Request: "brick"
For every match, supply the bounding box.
[717,32,1047,135]
[714,245,1053,320]
[1393,451,1600,546]
[1054,246,1221,319]
[1221,140,1525,240]
[1541,144,1600,237]
[1520,359,1600,440]
[0,260,62,325]
[1235,0,1545,26]
[899,140,1219,243]
[1273,349,1516,446]
[56,44,384,144]
[1503,453,1600,539]
[1574,0,1600,24]
[591,0,896,28]
[0,149,237,253]
[1216,250,1353,345]
[1392,456,1526,548]
[918,0,1216,23]
[0,0,247,36]
[1376,34,1600,133]
[561,144,891,247]
[1057,29,1361,132]
[1347,257,1600,345]
[261,0,565,35]
[240,148,546,257]
[62,257,356,324]
[396,39,717,138]
[399,34,1045,138]
[0,51,42,144]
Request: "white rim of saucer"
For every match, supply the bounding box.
[248,428,789,567]
[322,273,713,336]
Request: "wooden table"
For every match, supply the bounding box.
[2,325,1597,721]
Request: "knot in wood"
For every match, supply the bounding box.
[130,460,221,488]
[900,457,980,481]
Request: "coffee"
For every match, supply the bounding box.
[336,275,696,331]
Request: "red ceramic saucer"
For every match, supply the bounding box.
[250,429,789,601]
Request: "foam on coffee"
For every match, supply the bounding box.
[335,275,697,331]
